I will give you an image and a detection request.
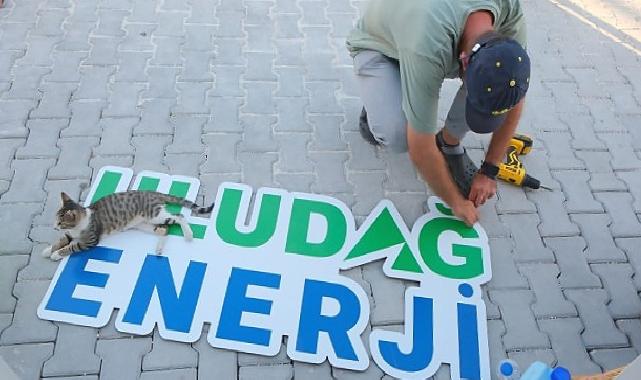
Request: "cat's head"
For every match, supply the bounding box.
[55,192,87,230]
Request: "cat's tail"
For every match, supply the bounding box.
[159,194,215,215]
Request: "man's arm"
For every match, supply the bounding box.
[468,98,525,206]
[407,125,479,226]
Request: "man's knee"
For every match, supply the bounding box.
[370,116,408,153]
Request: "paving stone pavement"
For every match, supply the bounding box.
[0,0,640,378]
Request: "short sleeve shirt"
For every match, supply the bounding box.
[346,0,527,134]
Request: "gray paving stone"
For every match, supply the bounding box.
[246,24,276,52]
[15,119,66,159]
[48,137,98,180]
[275,39,304,66]
[165,153,203,177]
[94,118,136,156]
[496,181,537,214]
[140,368,197,380]
[239,364,293,380]
[591,348,639,372]
[245,52,277,81]
[0,343,54,380]
[200,133,242,173]
[103,83,145,117]
[507,349,556,375]
[486,238,528,289]
[1,158,55,203]
[74,66,115,100]
[30,82,76,119]
[594,192,641,237]
[238,151,278,188]
[380,151,426,193]
[539,318,601,375]
[193,329,237,380]
[85,36,122,65]
[17,244,59,281]
[0,255,28,312]
[486,320,507,379]
[61,101,104,137]
[204,97,243,133]
[0,313,12,336]
[559,113,606,151]
[349,171,386,217]
[186,0,217,23]
[554,170,604,214]
[98,312,135,340]
[1,280,57,344]
[520,263,577,318]
[119,23,156,51]
[96,338,152,380]
[94,9,127,36]
[575,150,627,192]
[598,132,641,171]
[238,343,290,367]
[143,330,197,370]
[591,264,641,319]
[3,66,51,100]
[490,290,550,350]
[211,66,244,96]
[238,115,278,153]
[152,36,185,66]
[306,82,342,113]
[16,35,61,66]
[617,171,641,214]
[90,155,134,176]
[242,82,277,114]
[43,324,100,377]
[500,214,554,262]
[546,237,602,289]
[616,319,641,354]
[0,203,43,253]
[166,116,206,154]
[616,238,641,290]
[304,52,340,81]
[539,131,585,170]
[308,114,347,151]
[570,214,627,263]
[144,67,179,98]
[57,21,94,51]
[294,361,333,380]
[527,190,579,237]
[565,289,628,349]
[362,261,405,325]
[135,99,175,135]
[274,173,315,193]
[274,132,313,173]
[213,38,244,65]
[115,51,152,82]
[309,152,352,193]
[132,135,171,173]
[128,0,159,22]
[155,11,186,36]
[180,51,214,82]
[0,99,33,138]
[276,98,312,132]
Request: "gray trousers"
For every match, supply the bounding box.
[353,49,471,153]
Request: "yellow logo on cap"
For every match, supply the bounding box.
[492,108,510,116]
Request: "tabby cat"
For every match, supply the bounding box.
[43,191,213,261]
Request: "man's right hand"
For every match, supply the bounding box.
[451,199,479,227]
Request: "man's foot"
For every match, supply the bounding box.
[436,131,477,198]
[359,107,379,146]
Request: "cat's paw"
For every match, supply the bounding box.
[50,251,64,261]
[41,246,53,257]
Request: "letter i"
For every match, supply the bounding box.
[457,283,480,380]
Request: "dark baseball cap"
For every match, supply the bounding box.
[464,33,530,134]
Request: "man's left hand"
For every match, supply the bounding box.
[468,173,497,207]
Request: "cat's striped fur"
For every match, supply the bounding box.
[43,191,213,261]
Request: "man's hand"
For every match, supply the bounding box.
[468,173,497,207]
[452,199,479,227]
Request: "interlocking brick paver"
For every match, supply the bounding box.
[309,152,351,193]
[61,101,104,137]
[486,320,507,377]
[201,133,242,173]
[239,364,294,380]
[616,319,641,354]
[591,348,639,372]
[520,263,576,318]
[294,361,333,380]
[204,97,243,133]
[49,137,98,180]
[143,330,198,370]
[193,330,238,380]
[135,99,175,135]
[115,52,152,82]
[553,170,604,214]
[309,114,347,151]
[16,119,66,159]
[1,280,57,344]
[598,132,641,171]
[362,261,405,325]
[166,116,206,154]
[527,190,579,237]
[43,324,101,377]
[591,264,641,319]
[238,151,278,187]
[570,214,627,263]
[238,344,291,367]
[103,83,145,118]
[616,238,641,290]
[565,289,628,349]
[0,343,54,380]
[617,171,641,213]
[559,113,606,151]
[94,118,136,156]
[0,255,28,312]
[275,133,313,173]
[132,135,171,173]
[306,82,342,113]
[496,182,537,214]
[575,150,627,192]
[17,244,59,281]
[489,290,549,350]
[96,338,152,380]
[539,318,601,374]
[487,238,528,290]
[1,159,55,203]
[0,203,43,253]
[546,237,602,289]
[275,98,312,132]
[30,82,76,119]
[500,214,554,262]
[140,368,197,380]
[595,192,641,237]
[238,115,278,153]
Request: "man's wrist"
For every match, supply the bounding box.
[478,161,499,180]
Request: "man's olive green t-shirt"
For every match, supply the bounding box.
[346,0,527,134]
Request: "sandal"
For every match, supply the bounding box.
[436,131,477,198]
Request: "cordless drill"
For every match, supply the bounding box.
[497,134,551,190]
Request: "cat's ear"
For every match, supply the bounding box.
[60,192,73,203]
